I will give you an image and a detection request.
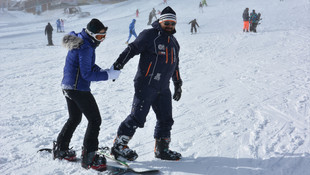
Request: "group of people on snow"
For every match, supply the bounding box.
[44,18,65,46]
[242,7,262,33]
[53,6,183,171]
[45,2,265,170]
[56,19,65,33]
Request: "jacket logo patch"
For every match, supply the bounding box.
[154,73,161,81]
[158,51,166,55]
[158,44,165,50]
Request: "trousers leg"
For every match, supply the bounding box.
[57,93,82,150]
[152,89,174,138]
[61,90,102,152]
[117,87,157,137]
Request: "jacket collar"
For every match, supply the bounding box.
[80,29,99,48]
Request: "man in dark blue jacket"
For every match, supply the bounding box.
[111,6,182,161]
[54,18,120,171]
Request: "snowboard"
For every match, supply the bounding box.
[38,148,159,174]
[99,147,159,174]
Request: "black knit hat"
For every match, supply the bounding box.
[159,6,177,23]
[87,18,108,33]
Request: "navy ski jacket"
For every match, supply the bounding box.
[115,20,182,90]
[61,29,109,91]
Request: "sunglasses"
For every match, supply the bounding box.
[163,21,176,26]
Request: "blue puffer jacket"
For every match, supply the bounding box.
[61,29,109,91]
[115,20,182,91]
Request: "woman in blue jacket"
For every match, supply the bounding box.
[126,19,137,44]
[53,18,120,171]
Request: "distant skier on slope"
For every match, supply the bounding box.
[242,7,250,32]
[110,6,183,162]
[147,8,157,25]
[126,19,137,44]
[189,19,200,34]
[54,18,120,172]
[250,9,258,32]
[56,19,61,32]
[45,22,54,46]
[201,0,208,6]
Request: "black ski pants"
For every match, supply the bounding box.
[117,87,174,139]
[47,33,53,45]
[57,90,102,152]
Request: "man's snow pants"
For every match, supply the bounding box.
[117,87,174,139]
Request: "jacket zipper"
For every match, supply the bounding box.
[73,68,80,90]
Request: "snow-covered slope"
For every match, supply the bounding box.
[1,0,310,174]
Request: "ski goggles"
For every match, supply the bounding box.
[86,29,106,42]
[163,21,176,26]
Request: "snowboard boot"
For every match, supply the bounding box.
[52,141,77,161]
[81,147,107,172]
[154,138,182,161]
[111,135,138,161]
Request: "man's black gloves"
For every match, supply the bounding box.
[113,61,124,70]
[173,80,182,101]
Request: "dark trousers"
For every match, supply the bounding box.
[250,23,258,32]
[117,87,174,139]
[47,34,53,45]
[191,26,197,33]
[57,90,102,152]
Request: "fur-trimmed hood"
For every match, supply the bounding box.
[62,32,84,50]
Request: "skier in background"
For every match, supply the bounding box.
[199,2,203,13]
[249,9,258,32]
[45,22,54,46]
[110,6,183,162]
[147,8,157,25]
[53,18,120,172]
[60,19,65,32]
[136,9,139,17]
[56,19,61,32]
[126,19,137,44]
[163,0,167,4]
[242,7,249,32]
[188,19,200,34]
[201,0,207,6]
[255,13,262,32]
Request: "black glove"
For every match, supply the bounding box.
[113,61,124,70]
[173,80,182,101]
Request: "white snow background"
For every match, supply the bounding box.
[1,0,310,174]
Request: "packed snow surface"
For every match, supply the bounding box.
[0,0,310,174]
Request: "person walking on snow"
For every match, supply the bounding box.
[45,22,54,46]
[56,19,61,32]
[126,19,137,44]
[189,19,200,34]
[147,8,157,25]
[250,9,258,32]
[136,9,139,17]
[53,18,120,172]
[110,6,183,162]
[60,19,65,32]
[242,7,250,32]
